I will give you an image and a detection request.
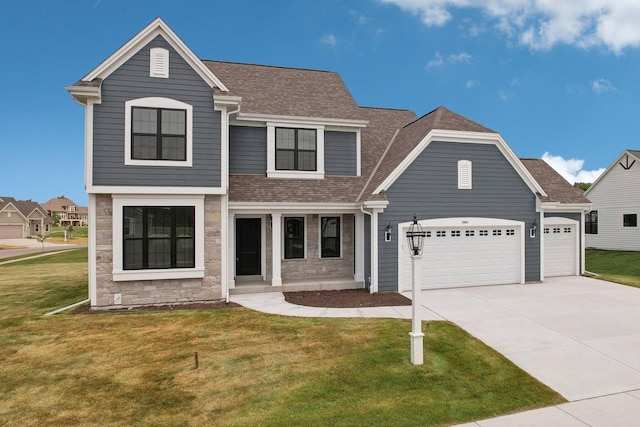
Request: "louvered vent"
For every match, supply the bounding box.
[458,160,472,189]
[150,47,169,78]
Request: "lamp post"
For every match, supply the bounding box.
[406,214,426,365]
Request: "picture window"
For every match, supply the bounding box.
[320,216,340,258]
[284,217,305,259]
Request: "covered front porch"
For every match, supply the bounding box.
[227,203,367,293]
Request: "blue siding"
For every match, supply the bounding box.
[325,131,357,176]
[229,126,267,173]
[93,35,221,187]
[378,141,540,291]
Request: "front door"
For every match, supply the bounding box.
[236,218,261,276]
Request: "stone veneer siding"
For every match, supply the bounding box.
[94,194,222,308]
[265,214,354,281]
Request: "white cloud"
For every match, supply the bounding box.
[321,34,337,47]
[426,51,472,68]
[541,152,605,184]
[498,89,513,101]
[380,0,640,53]
[591,78,615,94]
[466,80,476,88]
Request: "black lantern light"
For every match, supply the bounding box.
[406,214,426,257]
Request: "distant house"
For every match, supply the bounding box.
[66,18,591,309]
[41,197,89,227]
[584,150,640,251]
[0,197,53,238]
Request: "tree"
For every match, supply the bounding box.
[67,224,74,239]
[574,182,592,191]
[51,212,60,226]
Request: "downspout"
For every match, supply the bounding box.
[360,205,375,294]
[225,105,240,304]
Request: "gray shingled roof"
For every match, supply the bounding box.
[628,149,640,159]
[0,197,53,222]
[204,60,363,121]
[520,159,591,204]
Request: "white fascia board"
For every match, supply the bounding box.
[540,202,592,212]
[65,85,101,103]
[362,200,389,210]
[213,96,242,107]
[236,112,368,128]
[229,202,361,213]
[87,185,225,195]
[373,130,547,198]
[82,18,228,92]
[584,150,632,197]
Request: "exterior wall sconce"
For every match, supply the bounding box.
[405,214,426,365]
[530,220,537,238]
[385,223,392,242]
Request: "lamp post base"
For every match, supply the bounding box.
[409,331,425,365]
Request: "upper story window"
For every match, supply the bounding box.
[132,107,186,161]
[124,97,193,167]
[585,210,598,234]
[266,123,324,179]
[276,128,317,171]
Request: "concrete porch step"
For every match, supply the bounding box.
[229,278,365,295]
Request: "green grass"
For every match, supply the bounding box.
[0,249,564,426]
[51,226,88,238]
[586,249,640,288]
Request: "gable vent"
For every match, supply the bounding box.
[458,160,472,189]
[150,47,169,78]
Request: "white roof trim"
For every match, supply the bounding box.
[236,112,368,128]
[229,202,362,214]
[82,17,228,92]
[373,129,546,197]
[540,202,591,212]
[584,149,639,197]
[0,202,28,221]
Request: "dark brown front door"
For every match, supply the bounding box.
[236,218,261,276]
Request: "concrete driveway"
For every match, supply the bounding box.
[416,276,640,402]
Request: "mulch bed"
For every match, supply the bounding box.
[73,300,240,314]
[284,288,411,308]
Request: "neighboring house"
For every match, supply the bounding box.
[66,18,590,309]
[584,149,640,251]
[0,197,53,238]
[42,197,89,227]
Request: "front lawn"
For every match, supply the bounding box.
[586,249,640,288]
[0,249,564,426]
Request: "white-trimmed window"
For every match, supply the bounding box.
[320,216,341,258]
[112,195,204,281]
[150,47,169,78]
[283,216,305,259]
[458,160,472,189]
[267,122,324,179]
[124,97,193,167]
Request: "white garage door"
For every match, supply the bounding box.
[401,218,524,291]
[544,219,578,277]
[0,225,23,239]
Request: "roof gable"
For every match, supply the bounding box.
[584,149,640,197]
[363,107,545,199]
[74,18,227,92]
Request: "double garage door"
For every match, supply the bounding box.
[400,218,524,291]
[400,217,579,291]
[0,225,23,239]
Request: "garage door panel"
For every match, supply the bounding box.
[402,223,521,291]
[0,225,22,239]
[544,223,577,277]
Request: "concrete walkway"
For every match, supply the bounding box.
[0,238,86,260]
[230,276,640,426]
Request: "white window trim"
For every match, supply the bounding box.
[149,47,169,78]
[267,122,324,179]
[458,159,472,189]
[282,215,307,260]
[124,97,193,167]
[318,214,343,259]
[112,194,205,281]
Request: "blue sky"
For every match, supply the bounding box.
[2,0,640,207]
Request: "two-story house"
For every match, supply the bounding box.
[42,197,89,227]
[67,18,590,309]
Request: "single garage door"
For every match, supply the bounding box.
[544,218,578,277]
[0,225,23,239]
[401,218,524,291]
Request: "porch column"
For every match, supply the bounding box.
[271,213,282,286]
[228,212,236,289]
[354,213,365,282]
